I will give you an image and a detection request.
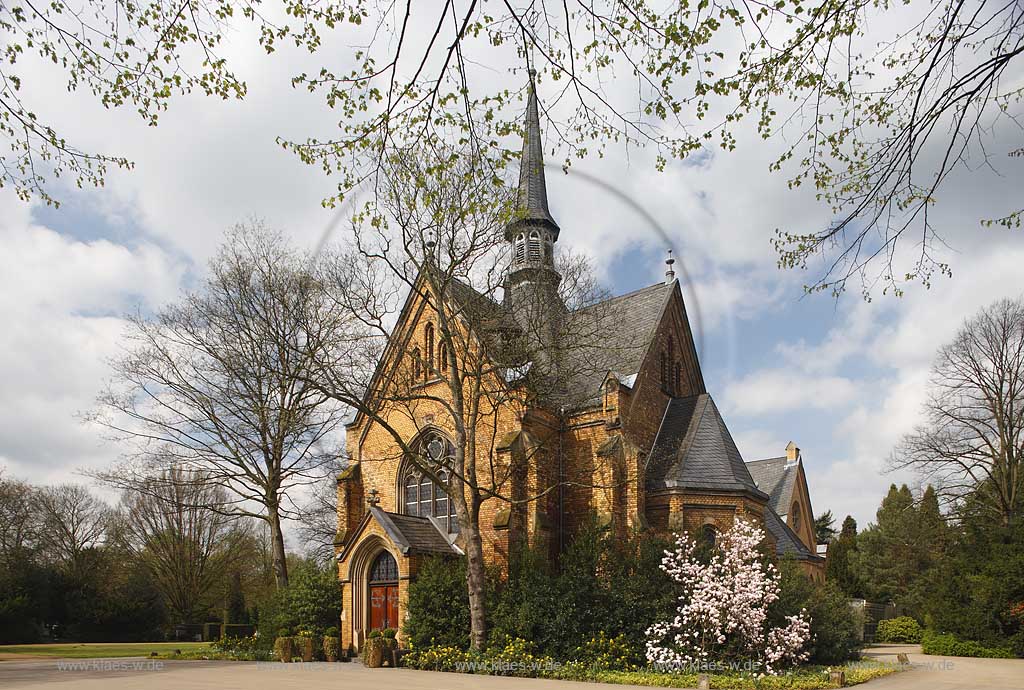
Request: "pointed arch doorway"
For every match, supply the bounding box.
[368,550,399,631]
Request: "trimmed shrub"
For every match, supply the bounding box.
[323,635,340,662]
[221,623,255,639]
[363,636,388,667]
[876,617,923,644]
[294,635,315,661]
[274,636,294,663]
[202,622,222,641]
[921,630,1014,658]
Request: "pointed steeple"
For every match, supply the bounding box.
[507,70,559,239]
[504,70,565,379]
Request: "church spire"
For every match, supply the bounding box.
[507,70,559,240]
[504,70,564,377]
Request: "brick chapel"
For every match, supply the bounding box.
[334,75,824,653]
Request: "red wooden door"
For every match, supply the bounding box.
[386,585,399,629]
[369,584,400,629]
[370,585,388,630]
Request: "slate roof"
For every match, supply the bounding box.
[763,504,820,561]
[560,281,675,406]
[646,393,768,499]
[447,278,519,332]
[370,507,462,556]
[745,456,800,518]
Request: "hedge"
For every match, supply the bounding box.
[921,631,1014,658]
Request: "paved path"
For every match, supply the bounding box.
[861,644,1023,690]
[0,658,640,690]
[0,645,1020,690]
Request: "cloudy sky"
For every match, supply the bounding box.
[1,5,1022,538]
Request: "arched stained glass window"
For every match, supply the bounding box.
[791,501,802,531]
[401,433,458,533]
[369,550,398,583]
[439,342,449,373]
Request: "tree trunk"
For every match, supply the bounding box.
[463,497,488,650]
[268,507,290,588]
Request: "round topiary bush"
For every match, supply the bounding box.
[876,617,923,644]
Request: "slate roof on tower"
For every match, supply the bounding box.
[508,71,559,237]
[646,393,768,499]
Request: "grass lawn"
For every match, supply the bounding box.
[0,642,212,659]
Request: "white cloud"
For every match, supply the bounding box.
[0,196,188,478]
[723,369,859,416]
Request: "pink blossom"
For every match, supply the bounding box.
[645,519,811,675]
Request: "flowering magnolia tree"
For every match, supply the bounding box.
[646,519,811,675]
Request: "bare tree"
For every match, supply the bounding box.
[296,456,348,563]
[34,484,111,578]
[88,222,347,587]
[305,138,615,649]
[0,471,39,563]
[117,467,252,623]
[893,297,1024,527]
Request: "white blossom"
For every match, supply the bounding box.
[645,518,811,675]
